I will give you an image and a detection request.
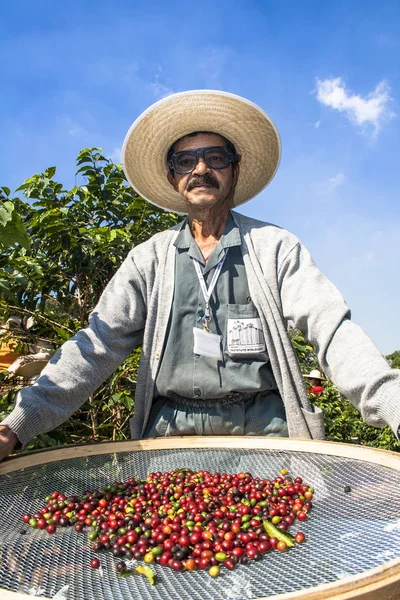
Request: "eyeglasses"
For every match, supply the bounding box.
[168,146,240,174]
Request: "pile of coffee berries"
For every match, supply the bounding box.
[22,468,313,579]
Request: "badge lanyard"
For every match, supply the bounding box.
[192,252,227,331]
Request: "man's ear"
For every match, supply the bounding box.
[167,171,179,191]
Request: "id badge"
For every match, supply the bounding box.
[193,327,222,360]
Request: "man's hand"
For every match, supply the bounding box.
[0,425,18,461]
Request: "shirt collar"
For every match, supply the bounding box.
[174,211,242,270]
[174,219,195,250]
[174,211,241,252]
[218,212,242,249]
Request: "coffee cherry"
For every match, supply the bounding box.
[23,467,315,579]
[295,532,306,544]
[90,558,100,569]
[276,541,287,552]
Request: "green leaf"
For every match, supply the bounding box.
[103,164,115,177]
[45,167,56,179]
[23,259,44,276]
[263,520,295,547]
[0,201,13,226]
[92,153,107,162]
[76,148,93,161]
[0,279,15,300]
[76,166,97,176]
[0,203,31,250]
[135,565,156,585]
[121,395,134,411]
[109,393,123,406]
[119,569,134,578]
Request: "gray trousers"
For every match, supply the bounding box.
[143,391,288,437]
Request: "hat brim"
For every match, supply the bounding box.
[122,90,281,214]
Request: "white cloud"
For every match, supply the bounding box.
[328,172,346,188]
[147,73,175,100]
[66,122,87,137]
[315,77,395,134]
[312,172,347,197]
[195,46,233,89]
[68,127,83,136]
[376,33,399,49]
[61,116,90,138]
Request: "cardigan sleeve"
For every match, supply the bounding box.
[278,241,400,438]
[1,251,147,448]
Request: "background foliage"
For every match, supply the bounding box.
[0,149,179,450]
[0,150,398,452]
[289,328,400,451]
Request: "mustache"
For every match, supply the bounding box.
[187,173,220,191]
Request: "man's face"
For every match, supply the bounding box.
[167,133,239,211]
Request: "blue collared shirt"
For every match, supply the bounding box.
[155,212,279,399]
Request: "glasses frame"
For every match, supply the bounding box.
[167,145,240,174]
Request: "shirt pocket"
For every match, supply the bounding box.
[225,303,269,361]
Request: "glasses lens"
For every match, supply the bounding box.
[204,147,230,170]
[173,151,197,173]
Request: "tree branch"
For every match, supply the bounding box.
[6,305,75,334]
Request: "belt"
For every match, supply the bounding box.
[157,391,257,408]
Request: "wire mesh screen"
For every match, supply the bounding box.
[1,446,400,599]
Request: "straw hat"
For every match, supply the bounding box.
[122,90,281,214]
[304,369,325,380]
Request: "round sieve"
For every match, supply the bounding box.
[0,437,400,600]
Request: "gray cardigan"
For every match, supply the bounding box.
[3,212,400,446]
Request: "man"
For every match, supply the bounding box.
[304,370,325,395]
[0,90,399,459]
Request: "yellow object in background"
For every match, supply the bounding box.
[0,339,20,371]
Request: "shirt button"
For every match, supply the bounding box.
[193,387,201,397]
[154,351,160,359]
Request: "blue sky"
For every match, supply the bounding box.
[1,0,399,353]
